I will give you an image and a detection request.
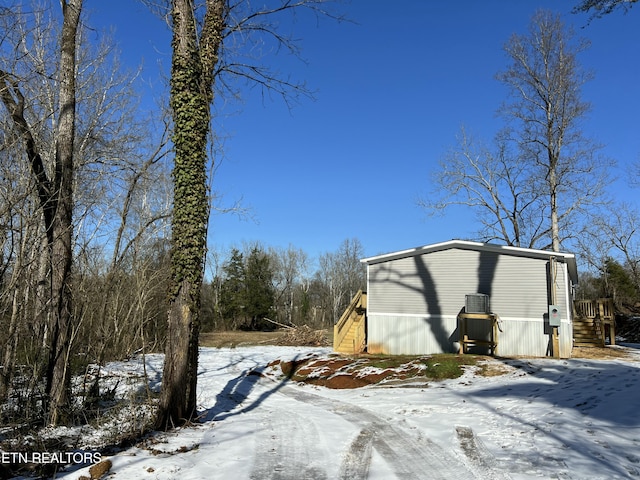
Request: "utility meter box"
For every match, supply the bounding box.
[548,305,561,327]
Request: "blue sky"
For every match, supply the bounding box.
[91,1,640,261]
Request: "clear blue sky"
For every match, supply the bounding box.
[91,0,639,261]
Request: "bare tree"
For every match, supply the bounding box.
[573,0,637,19]
[0,1,171,424]
[497,10,610,252]
[0,172,44,402]
[421,12,610,252]
[0,0,82,425]
[580,203,640,291]
[317,238,365,324]
[419,128,547,248]
[74,125,173,366]
[270,245,309,325]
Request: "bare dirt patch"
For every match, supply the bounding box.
[200,331,288,348]
[476,359,515,377]
[571,345,634,360]
[200,328,331,348]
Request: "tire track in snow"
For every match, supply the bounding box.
[250,408,328,480]
[338,427,374,480]
[276,384,477,480]
[455,426,511,480]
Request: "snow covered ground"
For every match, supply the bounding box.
[51,344,640,480]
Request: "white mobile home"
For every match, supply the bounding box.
[360,240,578,358]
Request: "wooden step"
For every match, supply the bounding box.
[573,317,603,346]
[574,341,604,347]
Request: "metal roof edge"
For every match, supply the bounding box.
[361,239,578,284]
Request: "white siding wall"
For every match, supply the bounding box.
[367,315,458,354]
[366,248,573,357]
[367,314,572,357]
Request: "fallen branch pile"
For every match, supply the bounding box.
[275,325,330,347]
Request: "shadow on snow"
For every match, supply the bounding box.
[198,353,305,423]
[468,357,640,426]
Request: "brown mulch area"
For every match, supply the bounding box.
[270,345,640,390]
[571,345,635,360]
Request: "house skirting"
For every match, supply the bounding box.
[367,313,572,358]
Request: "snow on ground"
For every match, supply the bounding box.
[52,344,640,480]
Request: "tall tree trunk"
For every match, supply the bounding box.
[550,168,561,253]
[156,0,224,430]
[44,0,81,426]
[0,286,20,400]
[0,0,80,424]
[0,0,82,424]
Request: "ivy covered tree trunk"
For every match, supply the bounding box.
[156,0,224,430]
[155,0,333,428]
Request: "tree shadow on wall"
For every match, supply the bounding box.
[370,246,502,353]
[413,255,451,351]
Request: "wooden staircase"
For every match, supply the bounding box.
[573,317,604,347]
[333,290,367,354]
[573,299,616,347]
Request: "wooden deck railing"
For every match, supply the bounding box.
[333,290,367,354]
[573,298,616,346]
[598,298,616,345]
[574,299,598,319]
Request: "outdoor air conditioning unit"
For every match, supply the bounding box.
[465,294,490,314]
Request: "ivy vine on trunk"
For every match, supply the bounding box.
[155,0,338,429]
[156,0,224,430]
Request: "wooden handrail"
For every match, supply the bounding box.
[574,298,615,320]
[574,299,598,319]
[598,298,614,321]
[333,290,366,354]
[573,298,616,347]
[335,290,364,332]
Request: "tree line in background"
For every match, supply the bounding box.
[204,239,365,332]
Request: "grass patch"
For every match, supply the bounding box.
[354,354,477,380]
[420,354,476,379]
